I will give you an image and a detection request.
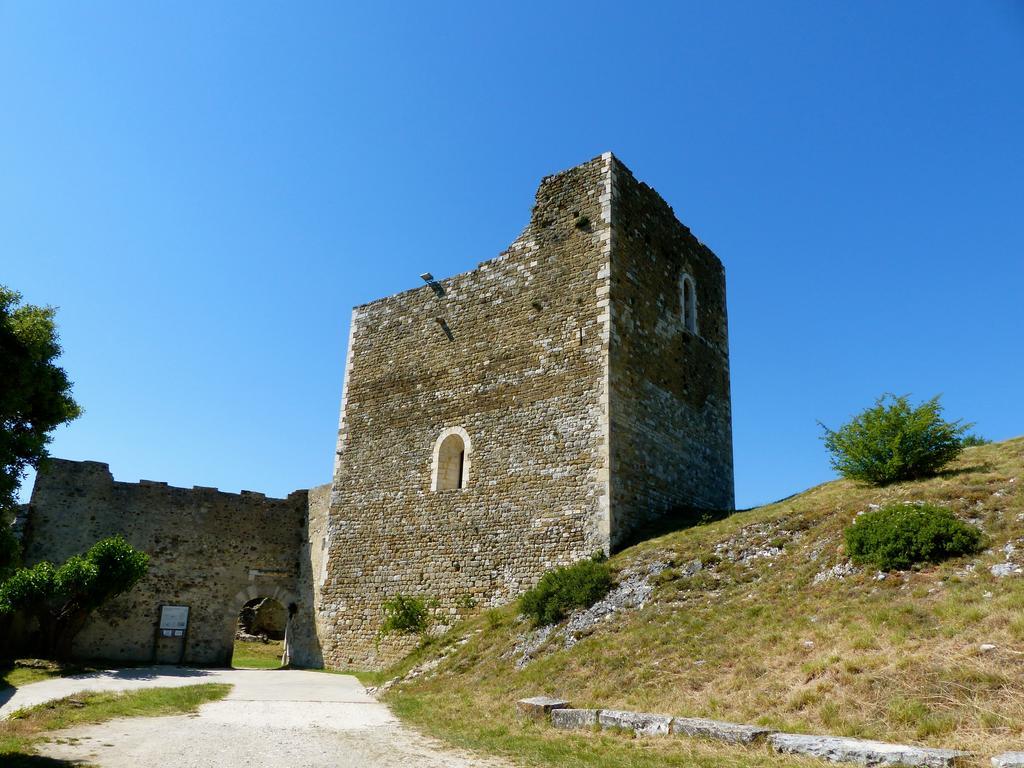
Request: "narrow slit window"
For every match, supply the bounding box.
[681,274,698,334]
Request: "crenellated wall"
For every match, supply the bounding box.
[22,459,320,666]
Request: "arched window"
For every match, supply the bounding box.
[680,273,697,334]
[431,427,471,491]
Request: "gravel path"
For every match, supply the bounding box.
[6,666,511,767]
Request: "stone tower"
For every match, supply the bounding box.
[318,153,733,667]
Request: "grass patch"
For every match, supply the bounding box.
[231,639,283,669]
[390,691,818,768]
[0,660,99,691]
[0,683,231,764]
[375,438,1024,765]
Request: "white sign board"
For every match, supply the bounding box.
[159,605,189,638]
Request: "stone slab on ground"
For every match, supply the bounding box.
[598,709,673,736]
[770,733,970,768]
[671,716,774,745]
[515,696,569,720]
[992,754,1024,768]
[551,708,598,730]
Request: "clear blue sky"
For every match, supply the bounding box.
[3,2,1022,509]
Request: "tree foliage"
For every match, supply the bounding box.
[845,503,982,571]
[0,285,82,578]
[820,394,969,486]
[0,535,149,659]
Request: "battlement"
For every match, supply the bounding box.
[38,458,303,503]
[22,457,326,667]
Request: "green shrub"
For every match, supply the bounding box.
[380,593,434,636]
[844,503,982,571]
[821,394,970,485]
[961,433,990,447]
[485,608,503,630]
[519,552,613,627]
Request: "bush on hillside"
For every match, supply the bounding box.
[844,503,982,571]
[380,593,435,636]
[961,434,991,447]
[820,394,970,485]
[519,552,613,627]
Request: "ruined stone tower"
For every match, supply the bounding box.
[319,153,733,667]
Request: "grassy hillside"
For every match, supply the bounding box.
[377,438,1024,767]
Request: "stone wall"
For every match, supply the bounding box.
[319,152,734,668]
[319,155,616,668]
[607,158,734,547]
[289,481,330,667]
[22,459,318,666]
[15,152,734,672]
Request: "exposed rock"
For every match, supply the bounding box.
[511,561,671,667]
[814,561,858,585]
[770,733,970,767]
[562,563,665,649]
[516,696,568,720]
[991,752,1024,768]
[671,716,773,745]
[598,709,673,736]
[990,562,1022,578]
[510,624,555,669]
[676,558,704,578]
[551,708,598,730]
[979,643,997,653]
[713,521,800,565]
[366,637,470,694]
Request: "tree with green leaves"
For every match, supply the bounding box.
[820,394,970,486]
[0,285,82,579]
[0,536,149,659]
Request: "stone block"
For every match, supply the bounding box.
[770,733,971,768]
[992,754,1024,768]
[598,709,673,736]
[516,696,569,720]
[671,716,773,745]
[551,708,598,730]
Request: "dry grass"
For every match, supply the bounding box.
[381,438,1024,767]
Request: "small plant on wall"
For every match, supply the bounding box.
[379,593,437,637]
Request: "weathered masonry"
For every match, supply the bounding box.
[17,152,732,670]
[319,152,733,667]
[20,459,329,667]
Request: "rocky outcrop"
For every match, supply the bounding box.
[769,733,970,768]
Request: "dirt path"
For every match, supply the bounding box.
[10,667,511,767]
